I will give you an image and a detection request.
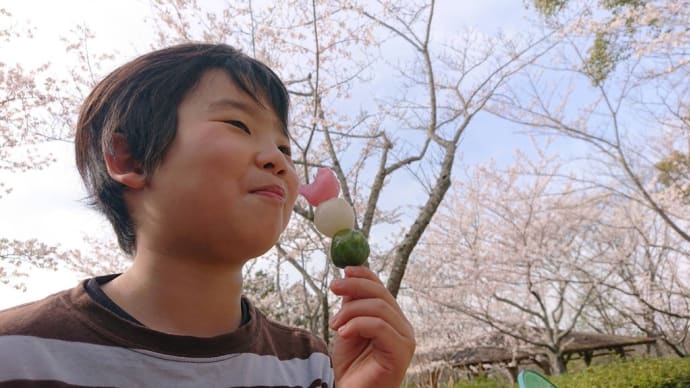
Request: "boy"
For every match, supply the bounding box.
[0,43,415,387]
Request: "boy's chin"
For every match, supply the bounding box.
[212,225,285,262]
[240,236,281,260]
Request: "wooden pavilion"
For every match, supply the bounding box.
[411,330,657,386]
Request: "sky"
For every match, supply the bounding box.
[0,0,544,308]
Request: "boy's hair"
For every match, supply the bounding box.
[75,43,290,255]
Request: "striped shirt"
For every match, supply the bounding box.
[0,279,334,387]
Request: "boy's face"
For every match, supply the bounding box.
[136,69,298,263]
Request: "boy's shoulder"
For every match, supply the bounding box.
[246,298,330,357]
[0,286,76,336]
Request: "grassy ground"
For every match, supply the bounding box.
[417,356,690,388]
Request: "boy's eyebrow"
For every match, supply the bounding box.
[207,98,255,113]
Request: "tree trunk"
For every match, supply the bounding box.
[583,350,593,366]
[386,145,454,297]
[547,352,567,376]
[321,293,330,345]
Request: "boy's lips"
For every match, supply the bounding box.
[251,184,287,201]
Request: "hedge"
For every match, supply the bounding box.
[549,357,690,388]
[451,357,690,388]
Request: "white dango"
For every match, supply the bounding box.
[313,197,355,237]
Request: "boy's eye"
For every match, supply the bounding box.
[225,119,291,156]
[226,120,250,133]
[278,145,292,157]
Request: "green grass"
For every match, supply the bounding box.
[459,376,512,387]
[445,357,690,388]
[550,356,690,387]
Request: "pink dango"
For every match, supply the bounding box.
[298,167,340,207]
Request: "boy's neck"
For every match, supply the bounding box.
[101,251,245,338]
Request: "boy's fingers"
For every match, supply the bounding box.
[330,266,414,338]
[329,297,406,336]
[337,316,415,361]
[330,276,400,314]
[343,266,384,285]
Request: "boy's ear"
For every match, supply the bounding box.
[104,133,146,190]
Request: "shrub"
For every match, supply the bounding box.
[454,376,511,388]
[550,357,690,387]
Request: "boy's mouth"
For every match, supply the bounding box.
[251,185,286,201]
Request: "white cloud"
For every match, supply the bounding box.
[0,268,85,310]
[0,142,106,247]
[0,142,106,309]
[4,0,153,68]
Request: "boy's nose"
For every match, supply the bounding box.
[256,146,287,176]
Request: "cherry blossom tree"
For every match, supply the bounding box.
[487,1,690,360]
[407,144,619,375]
[0,9,125,289]
[0,9,68,288]
[496,0,690,243]
[147,0,556,343]
[1,8,116,182]
[0,9,57,195]
[583,199,690,357]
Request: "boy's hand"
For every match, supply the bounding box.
[329,266,416,388]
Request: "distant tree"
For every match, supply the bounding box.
[494,0,690,359]
[408,145,612,376]
[0,9,121,290]
[497,0,690,242]
[0,9,66,289]
[585,200,690,357]
[0,239,71,291]
[529,0,684,85]
[0,8,57,194]
[243,266,324,335]
[655,150,690,201]
[1,9,115,182]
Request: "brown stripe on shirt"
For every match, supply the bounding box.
[0,279,328,360]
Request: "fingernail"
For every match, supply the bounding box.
[344,266,363,276]
[331,279,344,289]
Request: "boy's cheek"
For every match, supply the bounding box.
[287,170,300,203]
[281,208,294,232]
